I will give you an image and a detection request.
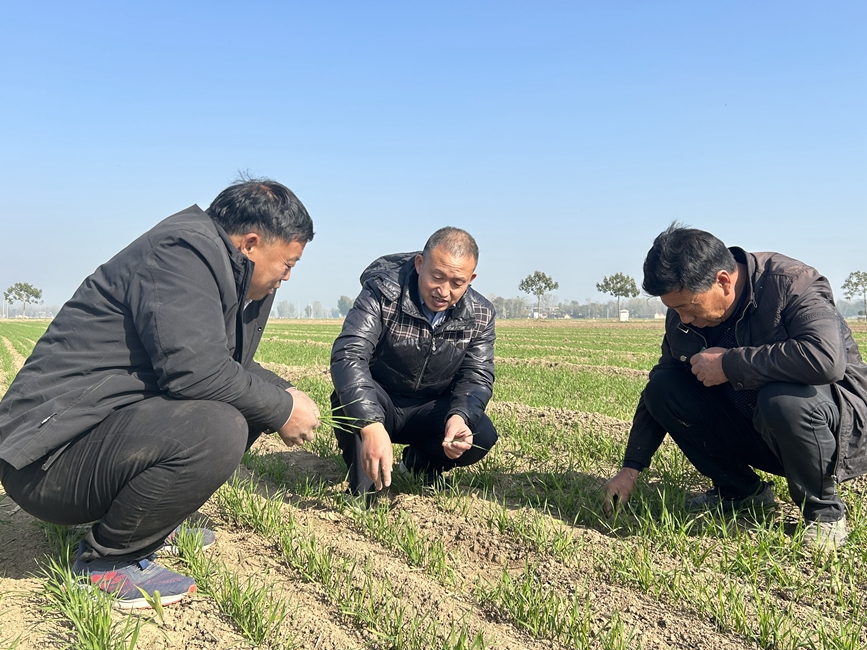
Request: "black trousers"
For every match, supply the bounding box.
[332,382,498,495]
[644,369,844,522]
[0,396,262,562]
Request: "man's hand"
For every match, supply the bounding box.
[277,387,321,447]
[689,347,729,387]
[360,422,393,490]
[443,414,473,460]
[602,467,639,516]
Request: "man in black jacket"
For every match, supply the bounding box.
[603,224,867,551]
[331,227,498,497]
[0,179,321,607]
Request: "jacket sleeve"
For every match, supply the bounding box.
[248,361,294,390]
[447,312,495,429]
[721,275,847,389]
[623,321,680,469]
[330,285,386,429]
[126,231,294,433]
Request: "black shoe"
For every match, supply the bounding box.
[686,481,776,513]
[399,447,443,487]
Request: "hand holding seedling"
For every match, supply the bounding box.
[277,387,321,446]
[689,347,728,387]
[360,422,393,490]
[443,414,473,460]
[602,467,639,515]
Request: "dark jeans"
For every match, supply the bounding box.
[332,383,498,495]
[645,369,843,521]
[0,396,261,562]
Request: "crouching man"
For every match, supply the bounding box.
[0,179,321,607]
[604,223,867,551]
[331,227,498,498]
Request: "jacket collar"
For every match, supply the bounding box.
[730,246,758,314]
[213,218,254,303]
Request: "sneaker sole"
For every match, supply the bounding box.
[112,583,197,610]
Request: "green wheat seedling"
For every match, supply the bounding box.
[174,528,298,649]
[274,522,484,648]
[39,557,143,650]
[482,500,580,561]
[213,475,286,535]
[474,563,638,650]
[242,448,294,484]
[347,503,457,584]
[593,512,867,650]
[432,485,473,517]
[210,570,296,648]
[38,521,87,563]
[302,398,366,463]
[242,448,339,501]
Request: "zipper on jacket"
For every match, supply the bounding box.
[413,328,436,392]
[677,326,708,362]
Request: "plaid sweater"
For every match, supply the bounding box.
[330,252,496,429]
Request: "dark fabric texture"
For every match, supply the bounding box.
[331,383,499,495]
[625,247,867,482]
[330,253,496,430]
[0,206,293,471]
[643,369,844,521]
[1,397,251,561]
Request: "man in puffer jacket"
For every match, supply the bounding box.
[331,227,498,497]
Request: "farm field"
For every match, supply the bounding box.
[2,318,867,649]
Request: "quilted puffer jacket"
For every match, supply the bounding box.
[330,252,495,430]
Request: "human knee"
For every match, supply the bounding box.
[754,383,835,433]
[472,417,499,451]
[643,369,688,421]
[177,401,248,470]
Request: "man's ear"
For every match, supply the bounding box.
[414,254,424,274]
[234,232,263,255]
[717,269,735,295]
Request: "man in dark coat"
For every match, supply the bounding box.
[0,179,321,606]
[604,224,867,551]
[330,227,497,497]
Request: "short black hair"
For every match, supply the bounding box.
[642,222,735,296]
[422,227,479,266]
[207,177,314,244]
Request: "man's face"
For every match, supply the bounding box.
[414,247,477,313]
[239,236,305,301]
[660,273,734,328]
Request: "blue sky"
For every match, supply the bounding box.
[1,1,865,312]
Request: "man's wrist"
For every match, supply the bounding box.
[446,411,469,426]
[623,460,644,473]
[360,422,387,439]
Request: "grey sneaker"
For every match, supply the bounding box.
[686,481,776,513]
[803,516,848,552]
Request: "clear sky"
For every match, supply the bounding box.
[1,1,865,312]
